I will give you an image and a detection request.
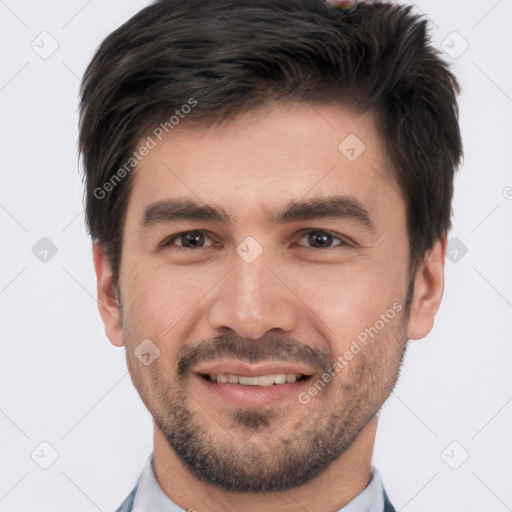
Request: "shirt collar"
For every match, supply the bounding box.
[341,467,385,512]
[132,455,181,512]
[133,453,385,512]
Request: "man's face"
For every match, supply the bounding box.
[115,103,412,491]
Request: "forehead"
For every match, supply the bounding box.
[125,102,403,229]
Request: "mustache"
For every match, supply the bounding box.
[176,333,333,378]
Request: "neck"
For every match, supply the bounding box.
[152,415,378,512]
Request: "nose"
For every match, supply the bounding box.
[208,247,298,340]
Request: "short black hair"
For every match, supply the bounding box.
[79,0,463,285]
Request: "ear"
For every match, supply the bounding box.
[92,242,124,347]
[407,235,447,340]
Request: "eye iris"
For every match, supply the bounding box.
[182,232,204,247]
[309,231,332,248]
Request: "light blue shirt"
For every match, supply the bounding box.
[132,453,385,512]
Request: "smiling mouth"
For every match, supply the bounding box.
[201,373,309,386]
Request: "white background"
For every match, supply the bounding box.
[0,1,511,511]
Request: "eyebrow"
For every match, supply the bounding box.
[142,198,230,227]
[142,195,375,232]
[270,196,375,230]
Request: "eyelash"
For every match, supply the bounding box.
[160,230,350,250]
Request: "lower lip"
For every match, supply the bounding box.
[195,374,311,407]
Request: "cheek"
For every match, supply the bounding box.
[121,260,221,340]
[327,310,408,402]
[287,255,408,353]
[295,263,406,316]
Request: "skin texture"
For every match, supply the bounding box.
[93,102,446,512]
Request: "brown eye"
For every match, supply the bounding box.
[162,231,214,249]
[298,230,345,249]
[180,232,206,248]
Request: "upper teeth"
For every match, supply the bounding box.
[209,373,302,386]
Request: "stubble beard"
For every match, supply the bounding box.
[122,309,410,493]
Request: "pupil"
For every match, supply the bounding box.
[184,232,203,247]
[310,232,331,247]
